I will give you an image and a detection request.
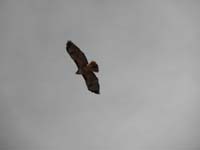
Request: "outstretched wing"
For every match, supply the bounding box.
[66,41,88,69]
[82,71,100,94]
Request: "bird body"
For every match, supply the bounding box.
[66,41,100,94]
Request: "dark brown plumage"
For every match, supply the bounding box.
[66,41,100,94]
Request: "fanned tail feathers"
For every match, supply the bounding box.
[87,61,99,72]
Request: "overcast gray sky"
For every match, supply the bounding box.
[1,0,200,150]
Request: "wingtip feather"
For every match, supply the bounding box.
[66,40,73,49]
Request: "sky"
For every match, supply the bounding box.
[0,0,200,150]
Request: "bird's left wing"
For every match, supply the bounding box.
[66,41,88,69]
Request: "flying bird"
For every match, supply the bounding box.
[66,41,100,94]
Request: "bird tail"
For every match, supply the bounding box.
[87,61,99,72]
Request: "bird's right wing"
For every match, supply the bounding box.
[82,71,100,94]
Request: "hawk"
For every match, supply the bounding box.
[66,41,100,94]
